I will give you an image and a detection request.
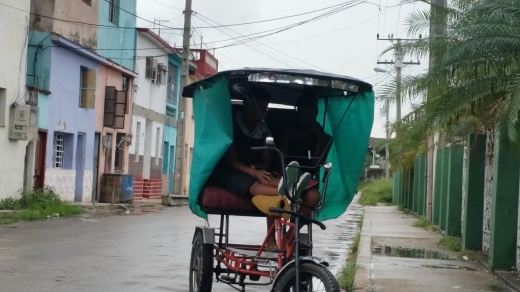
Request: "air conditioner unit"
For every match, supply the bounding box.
[151,59,158,83]
[157,63,167,85]
[8,104,31,141]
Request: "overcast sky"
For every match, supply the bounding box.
[135,0,430,138]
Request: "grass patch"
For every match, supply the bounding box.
[0,188,86,224]
[458,250,475,261]
[440,236,461,252]
[358,179,392,206]
[413,216,438,232]
[397,204,410,214]
[337,216,363,291]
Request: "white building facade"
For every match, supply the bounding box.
[0,0,35,199]
[128,28,175,200]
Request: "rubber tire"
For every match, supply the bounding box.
[272,262,340,292]
[189,230,214,292]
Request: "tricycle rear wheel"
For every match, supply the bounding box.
[189,229,214,292]
[272,262,340,292]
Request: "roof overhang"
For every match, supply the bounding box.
[51,33,137,77]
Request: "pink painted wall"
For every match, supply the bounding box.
[94,64,134,200]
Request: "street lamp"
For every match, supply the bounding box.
[374,67,390,179]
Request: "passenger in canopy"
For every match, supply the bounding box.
[276,91,332,240]
[217,86,312,251]
[280,92,332,178]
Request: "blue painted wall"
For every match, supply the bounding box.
[162,55,182,193]
[97,0,137,70]
[45,45,97,171]
[163,125,177,193]
[168,54,182,110]
[27,32,53,91]
[38,92,49,130]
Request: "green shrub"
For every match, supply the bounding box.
[358,179,393,206]
[0,197,21,210]
[440,236,461,252]
[0,188,86,224]
[19,188,62,209]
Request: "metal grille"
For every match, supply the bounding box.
[167,64,177,105]
[53,134,64,168]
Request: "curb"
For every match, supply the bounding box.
[353,211,373,291]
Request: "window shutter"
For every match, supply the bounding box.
[114,91,126,129]
[80,68,97,109]
[104,86,116,127]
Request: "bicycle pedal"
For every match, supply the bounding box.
[220,275,236,283]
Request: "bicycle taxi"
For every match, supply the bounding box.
[183,68,374,292]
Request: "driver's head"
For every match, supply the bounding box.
[243,86,270,123]
[295,95,319,127]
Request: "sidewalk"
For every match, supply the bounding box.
[354,206,510,292]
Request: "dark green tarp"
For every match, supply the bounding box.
[189,76,374,221]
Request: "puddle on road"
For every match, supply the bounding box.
[421,264,477,271]
[313,205,364,276]
[372,246,456,260]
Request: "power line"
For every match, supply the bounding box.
[198,0,367,49]
[196,14,330,70]
[257,5,399,46]
[217,0,367,48]
[147,0,183,11]
[194,16,302,69]
[0,1,167,30]
[162,1,361,30]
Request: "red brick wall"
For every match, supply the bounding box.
[142,179,162,199]
[133,178,144,200]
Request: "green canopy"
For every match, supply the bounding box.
[188,74,374,221]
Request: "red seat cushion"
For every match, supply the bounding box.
[200,186,258,212]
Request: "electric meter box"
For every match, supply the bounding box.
[9,104,31,141]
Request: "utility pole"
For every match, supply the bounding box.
[426,0,447,222]
[173,0,192,197]
[376,35,421,179]
[153,18,169,37]
[377,35,421,120]
[373,67,392,179]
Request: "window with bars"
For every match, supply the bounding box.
[167,64,178,105]
[53,134,65,168]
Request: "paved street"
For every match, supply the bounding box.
[0,200,362,292]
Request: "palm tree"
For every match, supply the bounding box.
[379,0,520,172]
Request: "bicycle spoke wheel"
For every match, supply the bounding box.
[272,262,340,292]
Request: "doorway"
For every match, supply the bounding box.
[34,131,47,189]
[93,133,100,202]
[74,133,86,202]
[169,145,175,193]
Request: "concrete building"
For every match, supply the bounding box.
[128,28,175,200]
[26,0,136,202]
[93,55,136,202]
[97,0,136,70]
[162,54,182,195]
[0,0,33,200]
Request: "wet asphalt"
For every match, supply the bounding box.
[0,203,362,292]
